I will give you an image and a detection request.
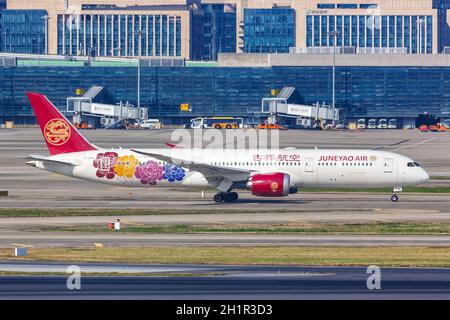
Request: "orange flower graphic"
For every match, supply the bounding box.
[114,155,138,179]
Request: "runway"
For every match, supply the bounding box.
[3,232,450,247]
[0,263,449,299]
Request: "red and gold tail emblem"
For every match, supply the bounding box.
[44,118,71,146]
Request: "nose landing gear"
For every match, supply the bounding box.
[391,187,402,202]
[214,192,239,203]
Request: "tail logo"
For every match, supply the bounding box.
[44,118,71,146]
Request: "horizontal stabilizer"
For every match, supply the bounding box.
[25,155,79,166]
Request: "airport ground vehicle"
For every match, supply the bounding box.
[190,117,243,129]
[357,119,366,129]
[136,119,161,129]
[429,125,440,132]
[419,125,429,132]
[258,123,287,130]
[26,93,429,203]
[213,122,239,129]
[367,119,377,129]
[335,122,345,129]
[377,119,388,129]
[74,122,94,130]
[388,119,398,129]
[440,119,450,129]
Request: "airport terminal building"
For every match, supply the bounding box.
[2,0,450,58]
[1,52,450,126]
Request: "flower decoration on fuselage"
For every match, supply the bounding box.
[114,155,139,179]
[93,152,119,179]
[163,164,186,182]
[135,160,164,185]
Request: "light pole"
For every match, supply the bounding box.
[328,30,339,123]
[137,30,143,112]
[417,18,425,54]
[42,15,49,54]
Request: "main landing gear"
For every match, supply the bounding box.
[214,192,239,203]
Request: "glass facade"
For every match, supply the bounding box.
[191,4,237,61]
[435,0,450,53]
[57,13,182,57]
[307,14,433,53]
[1,10,47,54]
[244,8,295,53]
[1,65,450,124]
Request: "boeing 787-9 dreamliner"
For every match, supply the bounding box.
[25,93,429,203]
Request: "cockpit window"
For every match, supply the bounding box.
[407,162,421,167]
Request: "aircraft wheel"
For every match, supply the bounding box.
[391,195,399,202]
[223,193,233,203]
[214,193,224,203]
[230,192,239,202]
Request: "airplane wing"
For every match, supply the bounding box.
[25,155,80,166]
[131,149,251,181]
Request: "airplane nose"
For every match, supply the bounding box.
[421,169,430,183]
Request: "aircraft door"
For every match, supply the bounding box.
[305,158,315,173]
[384,158,393,173]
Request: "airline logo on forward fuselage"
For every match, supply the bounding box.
[44,118,71,146]
[271,182,279,192]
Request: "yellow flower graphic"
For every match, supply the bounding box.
[114,155,138,179]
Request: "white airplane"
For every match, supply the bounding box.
[26,92,429,203]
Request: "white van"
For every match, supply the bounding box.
[138,119,161,129]
[377,119,388,129]
[357,119,366,129]
[388,119,398,129]
[367,119,377,129]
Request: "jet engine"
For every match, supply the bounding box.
[246,173,291,197]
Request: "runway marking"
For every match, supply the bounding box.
[391,138,435,151]
[373,139,410,150]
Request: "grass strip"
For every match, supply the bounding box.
[44,222,450,235]
[1,247,450,267]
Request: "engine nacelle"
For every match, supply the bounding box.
[246,173,291,197]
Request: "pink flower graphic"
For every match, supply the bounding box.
[93,152,118,179]
[135,161,164,185]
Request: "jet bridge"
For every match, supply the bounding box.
[67,86,148,128]
[261,87,340,128]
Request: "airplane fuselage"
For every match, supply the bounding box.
[28,148,429,190]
